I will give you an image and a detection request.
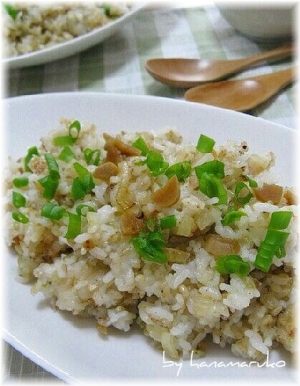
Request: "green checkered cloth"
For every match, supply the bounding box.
[7,5,296,127]
[3,4,297,383]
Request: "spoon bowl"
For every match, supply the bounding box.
[184,67,295,112]
[146,45,293,88]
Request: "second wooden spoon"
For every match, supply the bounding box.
[184,67,295,112]
[146,44,293,88]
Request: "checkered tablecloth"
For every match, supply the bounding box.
[3,3,297,384]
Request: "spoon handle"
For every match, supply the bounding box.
[234,44,294,67]
[256,67,296,91]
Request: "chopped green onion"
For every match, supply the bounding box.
[264,229,290,248]
[41,202,66,220]
[72,176,94,200]
[196,134,215,153]
[235,181,253,204]
[76,204,95,216]
[274,245,287,259]
[24,146,39,172]
[160,215,177,230]
[3,3,19,20]
[53,135,76,146]
[84,148,101,166]
[148,231,166,248]
[68,120,81,139]
[142,150,169,176]
[65,212,81,239]
[12,191,26,208]
[222,210,246,226]
[198,172,228,205]
[53,120,81,146]
[58,146,76,162]
[38,175,59,199]
[132,136,149,156]
[73,162,89,178]
[243,175,258,188]
[131,215,172,264]
[45,153,60,181]
[268,211,293,230]
[165,161,191,182]
[254,211,292,272]
[12,211,29,224]
[254,242,274,272]
[131,231,168,264]
[194,160,227,205]
[215,255,251,276]
[102,4,111,16]
[71,162,95,200]
[13,176,29,188]
[195,160,225,179]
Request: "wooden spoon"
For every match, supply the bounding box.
[145,44,293,88]
[184,67,295,112]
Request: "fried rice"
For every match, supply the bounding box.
[4,118,298,361]
[2,2,131,58]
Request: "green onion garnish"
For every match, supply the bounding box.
[196,134,215,153]
[160,215,177,230]
[53,135,76,146]
[142,150,169,176]
[39,153,60,199]
[254,211,293,272]
[131,231,168,264]
[222,210,246,226]
[12,211,29,224]
[194,160,227,204]
[71,162,95,200]
[44,153,60,181]
[41,202,66,220]
[215,255,251,276]
[58,146,76,162]
[24,146,39,172]
[73,162,89,178]
[132,136,149,156]
[53,120,81,146]
[102,4,111,16]
[12,191,26,208]
[243,175,258,188]
[197,172,228,205]
[165,161,191,182]
[38,175,59,199]
[235,181,253,204]
[13,177,29,188]
[69,120,81,138]
[3,3,19,20]
[76,204,95,216]
[65,212,81,239]
[268,210,293,230]
[84,148,101,166]
[148,231,166,248]
[195,160,225,179]
[131,215,177,263]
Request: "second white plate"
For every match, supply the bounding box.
[3,3,145,69]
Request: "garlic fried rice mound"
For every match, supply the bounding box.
[4,119,298,361]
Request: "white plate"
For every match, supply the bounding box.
[3,4,145,69]
[3,93,298,384]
